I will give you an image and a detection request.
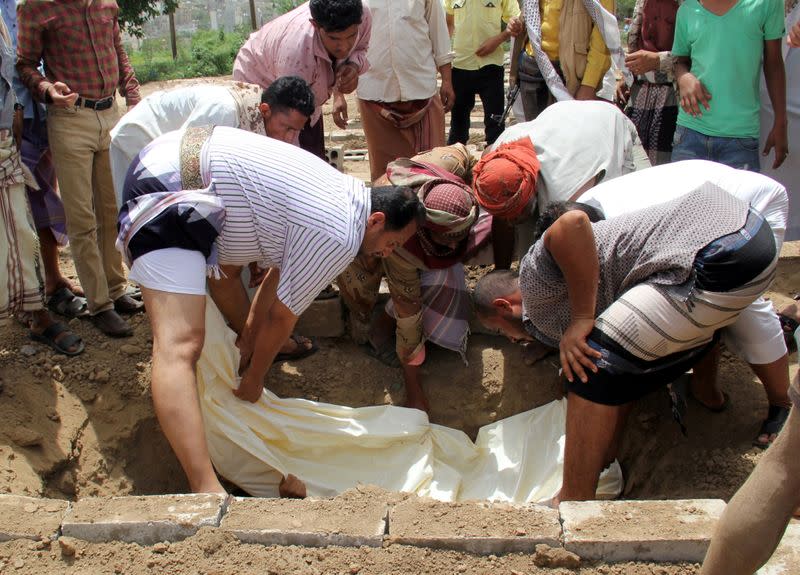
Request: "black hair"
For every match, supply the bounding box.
[309,0,363,32]
[472,270,520,317]
[370,186,427,231]
[261,76,315,118]
[531,201,605,244]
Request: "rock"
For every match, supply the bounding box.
[10,427,43,447]
[120,344,143,356]
[349,563,361,574]
[23,502,38,513]
[58,537,78,557]
[94,369,110,383]
[13,558,23,569]
[51,365,65,382]
[19,345,39,357]
[533,544,581,569]
[153,542,168,554]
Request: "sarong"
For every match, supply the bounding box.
[20,116,67,245]
[0,133,43,320]
[569,209,778,405]
[359,96,445,182]
[626,80,678,166]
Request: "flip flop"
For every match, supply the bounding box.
[30,322,85,356]
[47,287,89,319]
[273,335,319,363]
[753,405,791,449]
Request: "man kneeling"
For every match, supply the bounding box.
[474,186,778,501]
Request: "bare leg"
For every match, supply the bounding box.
[690,342,726,409]
[142,287,224,494]
[561,393,623,501]
[38,227,82,297]
[750,355,792,445]
[701,408,800,574]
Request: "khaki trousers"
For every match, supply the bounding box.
[47,101,127,314]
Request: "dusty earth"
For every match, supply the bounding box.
[0,76,798,572]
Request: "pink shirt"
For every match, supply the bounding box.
[233,1,371,127]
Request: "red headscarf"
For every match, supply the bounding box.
[472,138,541,221]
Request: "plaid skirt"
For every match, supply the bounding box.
[626,80,678,167]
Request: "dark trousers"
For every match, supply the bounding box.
[447,64,505,146]
[517,53,562,121]
[299,116,326,160]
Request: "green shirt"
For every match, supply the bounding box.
[672,0,784,138]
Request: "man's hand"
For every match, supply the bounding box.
[559,317,601,384]
[332,92,349,129]
[677,72,711,117]
[233,367,264,403]
[624,50,660,76]
[574,84,597,101]
[614,78,630,108]
[46,82,78,108]
[475,36,504,57]
[335,62,359,94]
[12,107,23,151]
[763,120,789,169]
[789,21,800,48]
[440,79,455,113]
[506,17,523,37]
[235,330,255,376]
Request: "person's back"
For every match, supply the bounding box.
[671,0,787,171]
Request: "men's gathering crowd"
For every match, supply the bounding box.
[1,0,799,571]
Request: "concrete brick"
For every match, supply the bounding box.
[295,296,345,338]
[759,523,800,575]
[61,494,225,545]
[220,496,387,548]
[389,498,561,555]
[0,495,68,542]
[560,499,725,562]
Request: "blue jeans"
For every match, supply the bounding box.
[670,125,760,172]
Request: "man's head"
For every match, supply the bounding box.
[532,201,605,243]
[259,76,315,144]
[361,186,427,258]
[473,270,534,343]
[309,0,363,60]
[472,139,541,223]
[419,180,477,251]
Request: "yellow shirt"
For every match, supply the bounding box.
[446,0,521,70]
[525,0,614,88]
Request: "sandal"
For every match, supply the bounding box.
[273,335,319,363]
[30,321,85,356]
[47,287,89,319]
[753,405,791,449]
[315,284,339,300]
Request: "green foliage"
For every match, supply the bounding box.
[118,0,181,38]
[616,0,637,20]
[274,0,302,15]
[127,26,250,84]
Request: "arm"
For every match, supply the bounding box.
[235,269,299,402]
[446,13,454,37]
[15,4,50,103]
[674,56,711,117]
[345,5,372,75]
[576,0,614,99]
[543,211,601,383]
[762,40,788,169]
[113,16,141,107]
[426,0,456,110]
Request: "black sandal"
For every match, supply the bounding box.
[47,287,89,319]
[30,322,85,356]
[753,405,791,449]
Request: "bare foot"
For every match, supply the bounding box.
[689,377,727,411]
[193,478,227,495]
[279,473,307,498]
[46,278,84,298]
[279,334,314,355]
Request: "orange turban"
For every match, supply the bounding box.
[472,138,541,220]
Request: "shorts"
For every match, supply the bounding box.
[128,248,207,295]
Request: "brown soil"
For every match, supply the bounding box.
[0,75,797,571]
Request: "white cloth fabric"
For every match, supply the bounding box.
[110,85,240,207]
[356,0,454,102]
[489,100,638,208]
[760,1,800,241]
[199,127,369,316]
[128,248,208,296]
[197,298,623,501]
[578,160,789,365]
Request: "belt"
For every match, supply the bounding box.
[74,96,114,111]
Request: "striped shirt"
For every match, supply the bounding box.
[16,0,140,105]
[201,127,369,316]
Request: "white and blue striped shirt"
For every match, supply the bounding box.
[201,127,369,316]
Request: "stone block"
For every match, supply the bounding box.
[759,523,800,574]
[220,495,387,548]
[61,494,226,545]
[560,499,725,562]
[295,296,345,338]
[0,495,68,542]
[388,497,561,555]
